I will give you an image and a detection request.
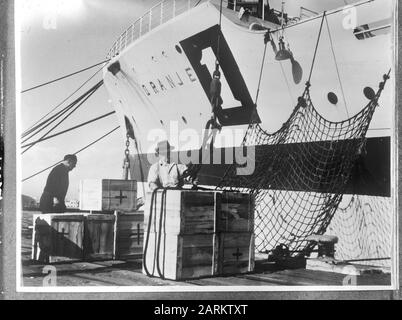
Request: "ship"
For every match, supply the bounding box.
[101,0,394,269]
[19,0,395,288]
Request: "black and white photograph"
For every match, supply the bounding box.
[9,0,399,294]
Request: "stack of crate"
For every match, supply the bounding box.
[32,179,143,263]
[143,189,254,280]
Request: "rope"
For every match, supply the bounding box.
[22,81,103,155]
[21,111,116,148]
[22,80,104,141]
[21,59,110,93]
[143,189,158,277]
[325,15,350,118]
[279,61,296,105]
[156,189,168,279]
[307,11,326,84]
[217,72,390,256]
[22,64,106,137]
[254,42,268,106]
[21,125,120,182]
[216,0,224,62]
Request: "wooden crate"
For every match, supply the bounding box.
[115,212,144,260]
[84,214,115,261]
[32,212,145,263]
[145,190,255,235]
[142,231,254,280]
[218,232,255,275]
[32,214,85,263]
[217,192,254,232]
[142,232,218,280]
[79,179,137,212]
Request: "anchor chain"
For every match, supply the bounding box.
[122,132,131,180]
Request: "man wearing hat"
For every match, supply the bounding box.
[39,154,77,213]
[147,140,189,191]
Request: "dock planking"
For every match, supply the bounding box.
[21,211,391,287]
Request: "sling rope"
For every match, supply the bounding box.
[143,188,168,279]
[21,125,120,182]
[21,59,110,94]
[21,111,116,148]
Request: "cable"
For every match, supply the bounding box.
[21,126,120,183]
[22,80,104,140]
[254,42,268,106]
[325,15,350,118]
[21,111,116,148]
[307,11,326,84]
[22,63,107,137]
[21,59,110,94]
[22,81,103,154]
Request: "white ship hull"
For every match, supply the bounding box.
[103,0,393,154]
[102,0,394,261]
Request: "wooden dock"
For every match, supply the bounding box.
[21,211,391,287]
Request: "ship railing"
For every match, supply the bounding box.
[107,0,209,59]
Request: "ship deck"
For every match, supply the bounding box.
[21,211,391,288]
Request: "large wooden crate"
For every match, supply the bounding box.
[84,214,115,260]
[143,232,218,280]
[144,190,215,234]
[142,231,254,280]
[142,189,255,280]
[115,211,144,260]
[219,232,255,275]
[32,212,145,263]
[144,190,253,235]
[32,214,85,263]
[79,179,137,212]
[217,192,254,233]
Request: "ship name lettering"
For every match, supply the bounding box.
[141,67,197,97]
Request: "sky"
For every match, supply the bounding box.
[19,0,358,201]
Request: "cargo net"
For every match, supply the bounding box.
[217,76,389,257]
[326,195,392,267]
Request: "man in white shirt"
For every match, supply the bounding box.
[147,140,189,191]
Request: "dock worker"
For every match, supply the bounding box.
[147,140,191,191]
[39,154,77,213]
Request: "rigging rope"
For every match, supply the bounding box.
[21,111,116,148]
[22,80,103,154]
[22,80,104,141]
[325,15,350,118]
[307,11,326,84]
[21,126,120,183]
[216,13,391,256]
[254,41,268,106]
[22,64,107,137]
[217,73,390,256]
[21,59,110,94]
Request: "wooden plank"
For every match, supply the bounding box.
[306,258,391,275]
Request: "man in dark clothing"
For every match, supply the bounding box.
[39,154,77,213]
